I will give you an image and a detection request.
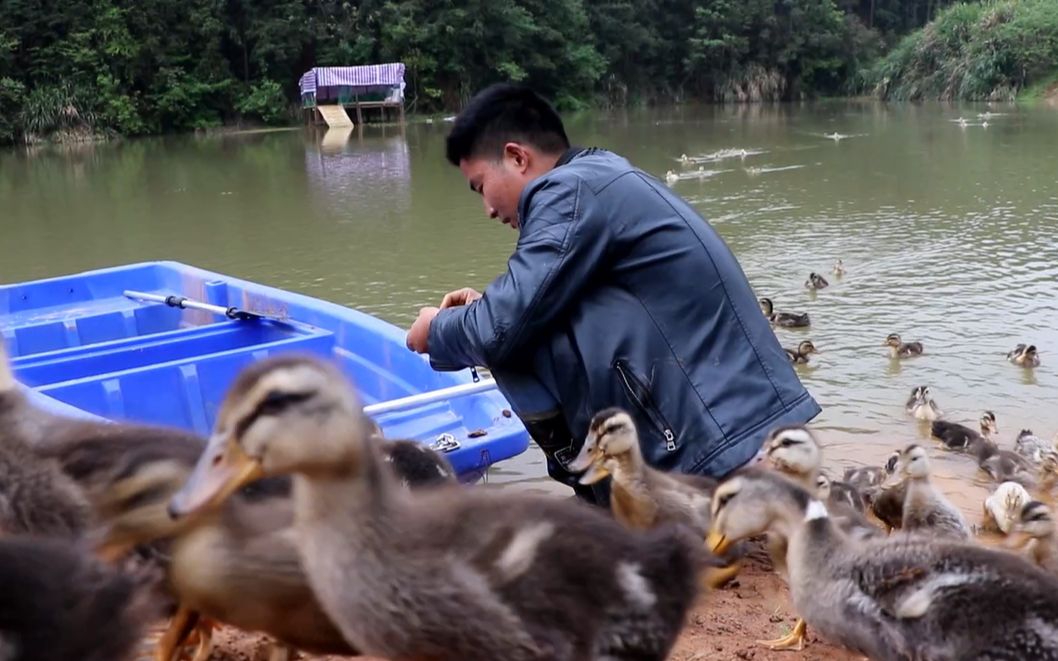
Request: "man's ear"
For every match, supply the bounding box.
[503,142,532,174]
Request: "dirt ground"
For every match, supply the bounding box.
[177,540,856,661]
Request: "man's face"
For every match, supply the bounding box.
[459,144,533,230]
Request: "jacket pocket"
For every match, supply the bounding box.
[613,359,678,452]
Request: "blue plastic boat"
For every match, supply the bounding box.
[0,262,529,479]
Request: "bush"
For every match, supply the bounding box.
[0,77,24,143]
[871,0,1058,101]
[234,79,290,125]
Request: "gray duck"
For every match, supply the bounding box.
[0,535,159,661]
[759,298,810,328]
[709,468,1058,661]
[169,354,709,661]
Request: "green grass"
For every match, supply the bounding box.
[871,0,1058,102]
[1018,70,1058,104]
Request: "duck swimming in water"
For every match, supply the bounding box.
[1008,344,1040,367]
[759,298,810,328]
[804,272,830,290]
[785,340,819,365]
[884,333,924,358]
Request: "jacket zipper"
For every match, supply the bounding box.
[614,361,677,452]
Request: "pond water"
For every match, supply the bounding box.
[3,101,1057,518]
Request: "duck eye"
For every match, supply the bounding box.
[716,493,735,509]
[258,389,314,415]
[780,438,798,448]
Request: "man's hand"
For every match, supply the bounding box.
[406,306,440,353]
[440,287,482,309]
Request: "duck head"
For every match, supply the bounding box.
[568,408,640,485]
[762,426,822,479]
[980,411,998,436]
[900,444,931,480]
[758,297,775,316]
[168,354,367,518]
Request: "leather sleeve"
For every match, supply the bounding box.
[427,175,611,370]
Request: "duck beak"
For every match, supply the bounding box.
[577,460,611,485]
[706,529,733,556]
[168,431,263,519]
[567,438,595,474]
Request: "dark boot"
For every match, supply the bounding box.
[522,413,608,506]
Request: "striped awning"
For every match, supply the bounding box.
[299,64,406,96]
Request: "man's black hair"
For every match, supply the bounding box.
[445,84,570,166]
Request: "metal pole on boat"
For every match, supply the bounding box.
[124,290,281,322]
[364,379,499,416]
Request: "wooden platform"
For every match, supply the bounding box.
[315,104,353,128]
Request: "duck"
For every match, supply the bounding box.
[930,410,997,456]
[1014,429,1051,464]
[815,472,864,513]
[899,444,970,540]
[905,385,942,422]
[664,170,679,185]
[842,451,894,495]
[47,421,456,661]
[784,340,819,364]
[46,428,358,661]
[804,272,830,290]
[867,451,907,531]
[0,344,97,538]
[707,467,1058,660]
[762,427,869,517]
[983,481,1032,534]
[1008,344,1040,367]
[0,534,161,661]
[568,407,715,534]
[756,427,878,651]
[168,353,709,661]
[978,443,1036,488]
[831,259,846,276]
[1008,500,1058,576]
[758,297,810,328]
[883,333,924,358]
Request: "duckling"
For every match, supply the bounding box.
[804,272,829,290]
[842,460,888,495]
[761,426,878,655]
[382,438,457,487]
[899,444,970,540]
[568,408,715,534]
[1008,344,1041,367]
[978,443,1037,488]
[785,340,819,364]
[169,354,709,661]
[0,348,92,538]
[763,427,867,516]
[983,481,1032,534]
[758,297,810,328]
[883,333,924,358]
[708,468,1058,660]
[931,410,997,456]
[0,535,160,661]
[1008,500,1058,576]
[905,385,942,422]
[664,170,679,185]
[51,427,455,661]
[1014,429,1051,464]
[815,472,864,513]
[831,259,846,276]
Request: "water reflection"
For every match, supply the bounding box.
[304,128,412,218]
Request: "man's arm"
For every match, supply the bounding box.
[426,177,611,370]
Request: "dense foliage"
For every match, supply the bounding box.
[873,0,1058,101]
[0,0,1030,143]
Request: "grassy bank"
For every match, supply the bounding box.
[872,0,1058,102]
